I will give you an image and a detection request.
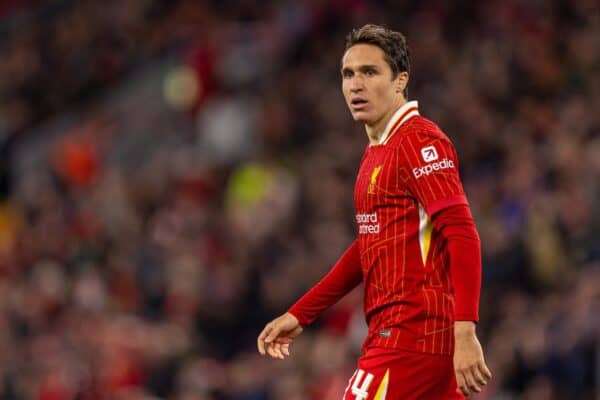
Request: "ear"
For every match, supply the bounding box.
[395,72,409,93]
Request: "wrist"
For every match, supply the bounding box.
[454,320,476,337]
[286,311,302,327]
[286,311,299,322]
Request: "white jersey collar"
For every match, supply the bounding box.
[377,100,420,145]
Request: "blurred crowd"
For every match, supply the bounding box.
[0,0,598,399]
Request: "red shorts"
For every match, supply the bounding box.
[342,347,464,400]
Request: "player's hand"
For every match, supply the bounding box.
[453,321,492,397]
[257,312,303,360]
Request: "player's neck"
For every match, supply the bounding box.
[365,98,407,145]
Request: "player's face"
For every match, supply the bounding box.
[341,44,405,126]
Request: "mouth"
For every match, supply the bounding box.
[350,98,368,110]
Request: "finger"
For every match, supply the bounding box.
[257,334,266,355]
[272,342,284,359]
[479,361,492,380]
[266,343,279,359]
[456,371,469,397]
[281,343,290,357]
[463,369,481,393]
[277,343,286,359]
[257,325,272,355]
[265,324,282,343]
[258,336,267,355]
[471,364,488,386]
[266,341,283,359]
[257,338,264,355]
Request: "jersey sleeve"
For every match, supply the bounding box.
[288,240,362,326]
[431,204,481,322]
[397,133,468,216]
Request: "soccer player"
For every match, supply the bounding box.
[257,24,491,399]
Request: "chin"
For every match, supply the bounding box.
[352,112,372,124]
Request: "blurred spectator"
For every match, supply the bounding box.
[0,0,597,399]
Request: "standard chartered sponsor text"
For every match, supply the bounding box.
[356,212,380,234]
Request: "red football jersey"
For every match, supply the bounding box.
[355,101,468,355]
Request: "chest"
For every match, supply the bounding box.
[354,146,407,209]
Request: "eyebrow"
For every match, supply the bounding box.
[341,64,380,73]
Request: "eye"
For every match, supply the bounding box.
[342,70,353,79]
[365,69,376,77]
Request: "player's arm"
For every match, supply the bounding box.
[257,240,362,359]
[398,133,491,396]
[431,205,492,396]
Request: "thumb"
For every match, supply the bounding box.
[265,325,281,343]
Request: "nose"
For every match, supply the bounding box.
[350,76,364,93]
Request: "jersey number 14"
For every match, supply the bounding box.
[351,369,374,400]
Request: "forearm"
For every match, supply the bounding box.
[432,205,481,322]
[288,240,362,326]
[448,234,481,321]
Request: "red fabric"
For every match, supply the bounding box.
[395,117,469,216]
[288,240,362,326]
[431,204,481,321]
[352,116,468,355]
[289,113,482,356]
[342,347,464,400]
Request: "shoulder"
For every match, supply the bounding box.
[391,116,459,163]
[385,115,453,150]
[401,115,452,145]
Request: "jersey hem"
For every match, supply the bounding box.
[363,330,455,356]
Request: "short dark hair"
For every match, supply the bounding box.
[345,24,410,98]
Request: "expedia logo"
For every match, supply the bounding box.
[413,158,455,179]
[421,146,438,162]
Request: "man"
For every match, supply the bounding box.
[257,24,491,399]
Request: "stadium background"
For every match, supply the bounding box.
[0,0,598,399]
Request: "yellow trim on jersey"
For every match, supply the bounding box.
[418,204,433,265]
[373,369,389,400]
